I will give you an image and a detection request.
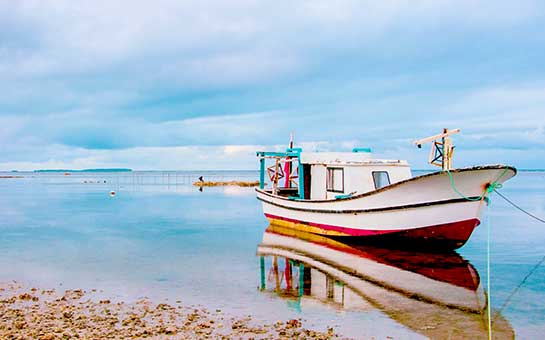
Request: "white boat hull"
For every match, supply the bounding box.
[256,165,516,249]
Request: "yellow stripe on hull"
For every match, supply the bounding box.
[266,217,350,237]
[266,224,356,253]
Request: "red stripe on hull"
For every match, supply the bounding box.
[391,219,480,244]
[264,213,480,245]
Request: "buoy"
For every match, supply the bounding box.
[109,191,116,197]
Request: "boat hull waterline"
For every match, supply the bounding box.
[256,166,516,249]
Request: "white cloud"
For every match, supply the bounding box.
[442,83,545,117]
[1,1,545,169]
[0,138,371,171]
[0,144,268,171]
[433,83,545,150]
[2,0,542,83]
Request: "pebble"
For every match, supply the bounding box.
[0,282,347,339]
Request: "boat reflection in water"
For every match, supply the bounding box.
[257,224,514,339]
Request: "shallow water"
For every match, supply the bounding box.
[0,170,544,338]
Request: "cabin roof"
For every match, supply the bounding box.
[299,152,409,166]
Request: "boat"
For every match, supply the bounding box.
[255,129,516,249]
[257,224,514,338]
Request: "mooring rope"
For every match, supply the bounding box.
[446,167,509,201]
[445,169,507,340]
[489,188,545,324]
[486,211,492,340]
[446,167,545,339]
[493,189,545,224]
[494,254,545,321]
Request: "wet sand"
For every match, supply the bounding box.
[0,282,345,339]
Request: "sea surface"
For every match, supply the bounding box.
[1,170,544,339]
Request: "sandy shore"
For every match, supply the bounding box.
[0,282,346,339]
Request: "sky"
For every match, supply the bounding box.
[1,0,545,170]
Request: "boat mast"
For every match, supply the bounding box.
[414,128,460,171]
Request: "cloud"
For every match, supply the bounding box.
[0,144,281,171]
[433,83,545,151]
[2,81,545,170]
[3,1,543,86]
[441,84,545,117]
[1,1,545,169]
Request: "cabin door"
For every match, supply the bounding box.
[303,164,311,199]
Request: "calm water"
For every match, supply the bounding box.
[1,170,544,339]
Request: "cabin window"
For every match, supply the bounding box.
[326,167,344,192]
[372,171,391,189]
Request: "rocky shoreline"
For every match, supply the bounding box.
[0,282,347,339]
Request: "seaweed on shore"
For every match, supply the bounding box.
[193,180,260,187]
[0,282,344,339]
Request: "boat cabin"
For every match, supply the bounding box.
[257,148,411,200]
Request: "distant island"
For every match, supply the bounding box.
[33,168,132,173]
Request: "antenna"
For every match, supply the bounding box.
[413,128,460,171]
[289,131,294,149]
